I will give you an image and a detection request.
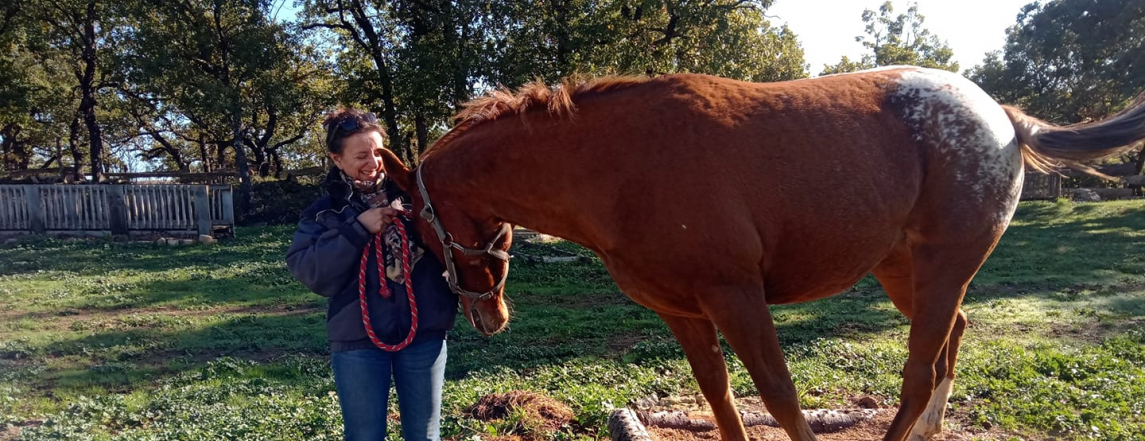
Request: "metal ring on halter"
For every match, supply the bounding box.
[416,167,511,301]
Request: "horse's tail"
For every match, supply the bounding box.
[1003,92,1145,177]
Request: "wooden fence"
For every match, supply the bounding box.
[1020,171,1063,200]
[0,184,233,236]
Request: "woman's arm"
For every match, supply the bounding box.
[286,213,371,297]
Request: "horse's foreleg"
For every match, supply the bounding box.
[701,287,818,441]
[658,313,749,441]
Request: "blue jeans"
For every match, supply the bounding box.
[331,339,447,441]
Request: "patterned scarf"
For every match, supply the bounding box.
[341,171,424,283]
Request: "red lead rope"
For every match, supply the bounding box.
[358,217,418,352]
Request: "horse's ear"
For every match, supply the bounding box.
[381,148,414,194]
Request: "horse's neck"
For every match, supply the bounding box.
[430,129,605,250]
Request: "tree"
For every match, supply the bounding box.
[303,0,807,167]
[302,0,409,159]
[969,0,1145,124]
[303,0,492,161]
[128,0,310,216]
[0,2,96,179]
[968,0,1145,173]
[30,0,124,182]
[485,0,806,84]
[821,1,957,75]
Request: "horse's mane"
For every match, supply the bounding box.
[421,75,650,159]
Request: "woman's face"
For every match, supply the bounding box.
[330,131,386,182]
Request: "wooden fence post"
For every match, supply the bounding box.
[194,185,211,236]
[25,186,45,234]
[220,187,234,224]
[106,185,129,235]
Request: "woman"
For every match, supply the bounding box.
[286,109,458,441]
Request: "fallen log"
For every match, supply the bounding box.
[639,411,716,431]
[741,409,879,433]
[609,409,654,441]
[608,407,880,441]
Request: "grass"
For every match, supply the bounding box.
[1,199,1144,440]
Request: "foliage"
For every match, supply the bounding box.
[0,0,125,179]
[300,0,807,162]
[966,0,1145,178]
[967,0,1145,125]
[244,179,325,226]
[485,0,807,85]
[820,1,958,75]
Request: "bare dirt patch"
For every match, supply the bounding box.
[0,419,43,441]
[645,396,1033,441]
[468,390,578,440]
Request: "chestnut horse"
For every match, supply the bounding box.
[379,66,1145,441]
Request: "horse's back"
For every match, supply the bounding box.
[596,67,1023,304]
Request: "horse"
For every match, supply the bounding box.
[378,66,1145,441]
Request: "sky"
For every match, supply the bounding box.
[767,0,1035,75]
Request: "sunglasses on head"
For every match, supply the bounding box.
[325,112,379,148]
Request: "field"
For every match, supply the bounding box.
[1,199,1144,441]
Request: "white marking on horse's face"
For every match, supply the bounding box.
[711,345,720,353]
[891,68,1023,216]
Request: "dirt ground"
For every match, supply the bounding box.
[468,391,1030,441]
[650,410,968,441]
[644,396,1026,441]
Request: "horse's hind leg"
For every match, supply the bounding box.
[881,235,999,441]
[701,285,818,441]
[906,309,967,441]
[873,241,968,440]
[658,314,749,441]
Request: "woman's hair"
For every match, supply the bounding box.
[323,108,388,154]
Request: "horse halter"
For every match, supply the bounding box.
[415,167,511,301]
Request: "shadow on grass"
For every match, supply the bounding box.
[8,201,1145,408]
[0,226,297,279]
[977,202,1145,286]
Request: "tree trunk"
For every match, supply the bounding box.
[347,1,405,160]
[1134,143,1145,175]
[1,123,16,171]
[2,123,31,170]
[231,109,252,221]
[376,56,404,160]
[199,140,212,173]
[67,115,85,182]
[249,140,268,177]
[551,0,571,77]
[270,150,283,179]
[448,4,470,108]
[216,142,228,170]
[414,111,429,163]
[78,0,104,183]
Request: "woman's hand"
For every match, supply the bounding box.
[356,206,403,235]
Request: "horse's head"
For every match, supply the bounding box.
[380,149,511,336]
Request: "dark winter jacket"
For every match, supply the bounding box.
[286,169,458,352]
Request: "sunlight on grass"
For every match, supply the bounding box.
[3,201,1145,440]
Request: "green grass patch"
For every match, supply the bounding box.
[2,200,1144,440]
